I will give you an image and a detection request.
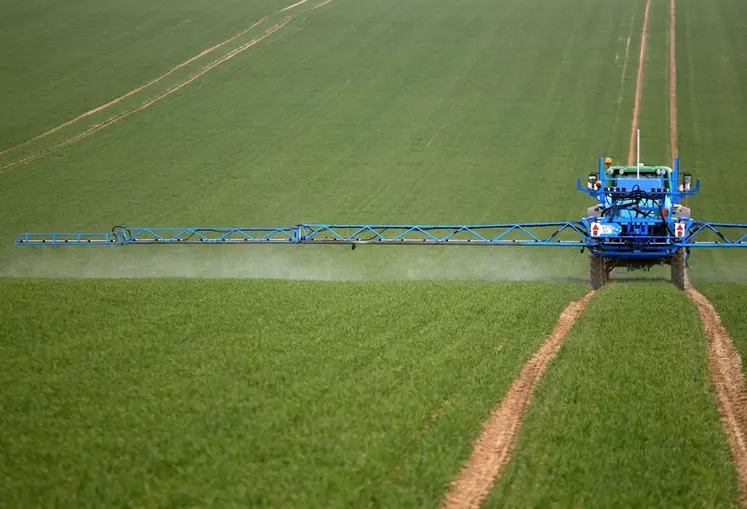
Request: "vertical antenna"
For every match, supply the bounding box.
[637,129,641,178]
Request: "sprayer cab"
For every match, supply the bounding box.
[579,156,700,289]
[582,158,696,219]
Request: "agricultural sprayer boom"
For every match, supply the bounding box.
[14,154,747,290]
[15,222,591,247]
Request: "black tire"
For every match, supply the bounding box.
[671,248,687,290]
[590,254,606,290]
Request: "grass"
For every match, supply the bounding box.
[486,282,740,508]
[0,0,291,148]
[677,0,747,282]
[0,278,586,507]
[2,0,747,505]
[0,0,641,281]
[698,284,747,362]
[638,0,671,167]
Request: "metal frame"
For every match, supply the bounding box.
[13,156,747,259]
[576,156,700,204]
[685,222,747,247]
[15,223,590,247]
[14,221,747,249]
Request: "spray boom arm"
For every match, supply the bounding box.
[12,153,747,250]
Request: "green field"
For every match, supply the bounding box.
[699,283,747,363]
[488,283,740,508]
[0,279,586,507]
[0,0,639,281]
[3,0,747,505]
[677,0,747,283]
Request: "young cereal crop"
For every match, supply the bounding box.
[0,279,586,507]
[698,285,747,360]
[2,0,747,505]
[485,283,741,508]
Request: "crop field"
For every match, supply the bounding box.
[488,284,740,508]
[2,0,747,506]
[0,279,587,506]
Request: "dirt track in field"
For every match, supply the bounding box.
[0,16,269,158]
[668,0,678,161]
[0,17,292,173]
[0,0,317,166]
[313,0,334,10]
[671,0,747,502]
[441,292,594,509]
[608,1,635,156]
[627,0,651,165]
[281,0,308,12]
[687,283,747,505]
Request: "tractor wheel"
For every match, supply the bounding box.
[590,254,606,290]
[671,248,687,290]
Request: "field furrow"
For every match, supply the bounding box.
[677,0,747,282]
[484,284,741,508]
[671,0,747,499]
[0,0,639,281]
[443,291,593,508]
[0,0,305,148]
[0,279,586,507]
[2,0,747,505]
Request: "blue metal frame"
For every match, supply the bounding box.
[14,221,747,249]
[298,223,588,246]
[685,222,747,247]
[15,223,591,247]
[13,157,747,259]
[576,156,700,204]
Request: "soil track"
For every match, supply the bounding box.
[0,18,292,173]
[687,284,747,505]
[0,16,269,157]
[281,0,308,12]
[671,0,747,502]
[441,292,594,509]
[0,0,316,160]
[669,0,678,160]
[313,0,334,10]
[609,2,637,156]
[628,0,652,165]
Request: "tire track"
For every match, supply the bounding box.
[313,0,334,10]
[442,2,654,504]
[628,0,652,165]
[0,0,314,158]
[280,0,308,12]
[671,0,747,502]
[440,292,594,509]
[609,0,639,153]
[686,284,747,505]
[0,16,269,157]
[0,17,292,174]
[669,0,678,160]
